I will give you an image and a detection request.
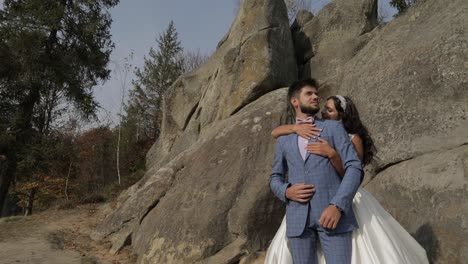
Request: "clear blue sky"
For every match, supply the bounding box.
[1,0,396,125]
[0,0,395,125]
[93,0,241,125]
[94,0,396,125]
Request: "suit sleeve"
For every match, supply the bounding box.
[269,137,290,203]
[329,122,363,212]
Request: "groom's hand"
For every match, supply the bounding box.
[319,205,342,229]
[285,183,315,203]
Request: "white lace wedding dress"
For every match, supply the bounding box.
[264,188,429,264]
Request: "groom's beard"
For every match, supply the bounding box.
[300,103,320,115]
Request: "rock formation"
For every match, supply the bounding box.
[93,0,295,262]
[93,0,468,263]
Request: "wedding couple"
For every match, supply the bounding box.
[266,79,429,264]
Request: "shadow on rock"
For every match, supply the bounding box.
[412,223,439,264]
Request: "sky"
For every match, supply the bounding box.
[94,0,333,124]
[93,0,397,126]
[92,0,241,125]
[1,0,396,126]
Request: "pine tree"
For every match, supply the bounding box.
[0,0,119,215]
[130,20,184,140]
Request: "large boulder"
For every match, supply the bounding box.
[92,0,468,263]
[334,1,468,263]
[146,0,297,171]
[292,0,378,81]
[328,0,468,166]
[366,145,468,264]
[133,89,288,263]
[93,88,290,263]
[288,1,468,263]
[93,1,296,261]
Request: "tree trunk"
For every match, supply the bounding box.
[0,150,16,217]
[24,188,37,216]
[0,87,40,216]
[65,160,72,200]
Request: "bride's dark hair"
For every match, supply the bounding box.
[328,96,377,166]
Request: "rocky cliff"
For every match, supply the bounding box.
[92,0,468,263]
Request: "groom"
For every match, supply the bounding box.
[270,79,362,264]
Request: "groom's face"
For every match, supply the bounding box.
[291,86,320,115]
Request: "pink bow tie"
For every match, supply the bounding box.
[296,116,314,124]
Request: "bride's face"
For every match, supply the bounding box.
[322,99,340,121]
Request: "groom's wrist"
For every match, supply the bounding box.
[330,203,343,214]
[284,183,292,200]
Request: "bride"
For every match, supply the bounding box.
[265,95,429,264]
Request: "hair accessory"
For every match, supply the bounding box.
[335,95,347,111]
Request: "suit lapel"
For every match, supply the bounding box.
[291,134,304,162]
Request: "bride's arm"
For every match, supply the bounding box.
[351,135,364,162]
[329,152,345,177]
[306,138,345,177]
[271,125,295,138]
[271,124,320,139]
[306,135,365,177]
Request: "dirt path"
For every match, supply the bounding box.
[0,204,135,264]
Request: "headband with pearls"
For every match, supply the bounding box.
[335,95,347,111]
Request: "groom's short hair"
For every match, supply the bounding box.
[287,78,319,101]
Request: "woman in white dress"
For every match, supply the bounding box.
[265,95,429,264]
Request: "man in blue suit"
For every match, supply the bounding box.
[270,79,362,264]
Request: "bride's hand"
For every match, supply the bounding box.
[306,137,337,158]
[293,124,321,139]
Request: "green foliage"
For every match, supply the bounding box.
[0,0,119,118]
[0,2,207,216]
[0,0,119,215]
[130,20,184,140]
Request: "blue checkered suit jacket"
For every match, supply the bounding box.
[270,118,363,237]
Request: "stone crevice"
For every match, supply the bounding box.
[136,163,186,227]
[102,216,135,239]
[258,24,280,33]
[183,101,200,131]
[138,197,164,225]
[238,24,280,50]
[375,142,468,175]
[229,86,267,116]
